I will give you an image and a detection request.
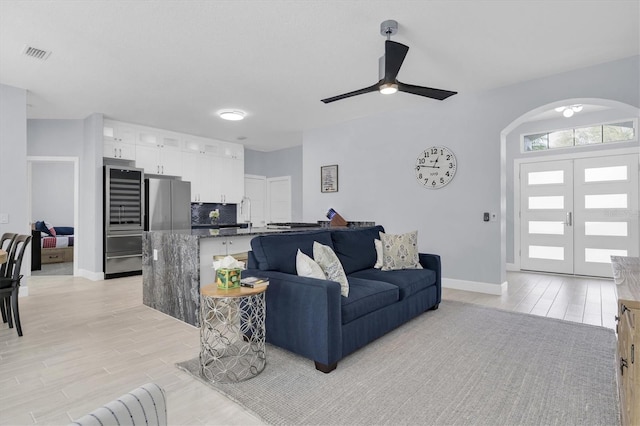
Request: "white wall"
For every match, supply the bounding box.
[0,84,30,288]
[26,116,104,279]
[303,56,640,293]
[31,162,74,226]
[245,146,303,221]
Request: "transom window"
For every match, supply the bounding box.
[522,120,636,152]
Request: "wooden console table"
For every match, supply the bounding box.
[612,256,640,426]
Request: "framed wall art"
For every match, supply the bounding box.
[321,164,338,193]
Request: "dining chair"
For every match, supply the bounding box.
[0,234,32,336]
[0,232,18,323]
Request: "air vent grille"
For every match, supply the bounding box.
[21,45,51,60]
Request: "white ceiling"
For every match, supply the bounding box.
[1,1,638,151]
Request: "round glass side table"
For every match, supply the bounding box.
[199,284,267,383]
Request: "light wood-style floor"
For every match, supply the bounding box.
[0,271,618,425]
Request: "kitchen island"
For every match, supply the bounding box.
[142,227,323,326]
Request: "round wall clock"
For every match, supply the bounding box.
[415,146,457,189]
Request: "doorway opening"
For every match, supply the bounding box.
[501,98,639,280]
[27,156,79,277]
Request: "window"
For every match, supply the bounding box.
[522,120,636,152]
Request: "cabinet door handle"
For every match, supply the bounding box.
[162,165,164,174]
[620,357,628,375]
[114,148,117,157]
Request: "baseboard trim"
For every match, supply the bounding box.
[506,263,518,271]
[77,269,104,281]
[442,278,507,295]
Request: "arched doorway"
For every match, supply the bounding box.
[501,98,639,277]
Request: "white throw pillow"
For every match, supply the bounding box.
[374,239,383,269]
[379,231,423,271]
[313,241,349,297]
[296,249,326,280]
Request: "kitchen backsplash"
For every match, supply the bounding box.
[191,203,237,224]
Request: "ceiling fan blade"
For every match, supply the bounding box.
[384,40,409,81]
[321,82,381,103]
[397,81,457,101]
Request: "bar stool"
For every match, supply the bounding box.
[0,234,31,336]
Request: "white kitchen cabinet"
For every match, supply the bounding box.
[212,155,244,203]
[212,142,245,203]
[182,139,228,203]
[136,131,182,176]
[103,121,136,160]
[199,235,253,285]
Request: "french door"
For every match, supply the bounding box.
[520,154,638,278]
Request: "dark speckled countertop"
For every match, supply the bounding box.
[145,227,325,239]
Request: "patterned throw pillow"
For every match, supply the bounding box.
[313,241,349,297]
[296,249,326,280]
[379,231,423,271]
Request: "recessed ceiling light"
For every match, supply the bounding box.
[219,110,246,121]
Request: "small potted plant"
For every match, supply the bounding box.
[209,209,220,224]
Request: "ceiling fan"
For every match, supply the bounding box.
[321,20,457,104]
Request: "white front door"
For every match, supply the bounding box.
[573,154,639,277]
[520,153,639,278]
[520,160,574,274]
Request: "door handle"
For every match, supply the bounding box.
[565,212,572,226]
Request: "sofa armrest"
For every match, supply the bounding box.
[243,269,343,366]
[419,253,441,303]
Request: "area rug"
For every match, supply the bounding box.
[177,300,619,425]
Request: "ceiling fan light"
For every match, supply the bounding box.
[572,104,583,112]
[219,110,246,121]
[563,108,574,118]
[379,83,398,95]
[554,106,566,112]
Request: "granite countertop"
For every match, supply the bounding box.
[145,227,325,239]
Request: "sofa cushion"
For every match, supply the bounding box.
[330,226,385,274]
[251,230,333,274]
[341,277,399,324]
[348,268,437,300]
[314,242,349,297]
[379,230,422,271]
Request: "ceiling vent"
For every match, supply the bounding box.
[21,45,51,60]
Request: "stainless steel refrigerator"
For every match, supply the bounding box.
[145,179,191,231]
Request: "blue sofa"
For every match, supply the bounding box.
[245,225,441,373]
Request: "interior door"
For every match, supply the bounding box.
[520,160,574,274]
[267,176,292,224]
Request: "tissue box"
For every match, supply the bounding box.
[216,268,242,289]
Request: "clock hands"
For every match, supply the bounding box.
[417,156,440,169]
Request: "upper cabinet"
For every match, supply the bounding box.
[103,120,136,160]
[103,120,244,203]
[181,138,221,202]
[135,131,182,176]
